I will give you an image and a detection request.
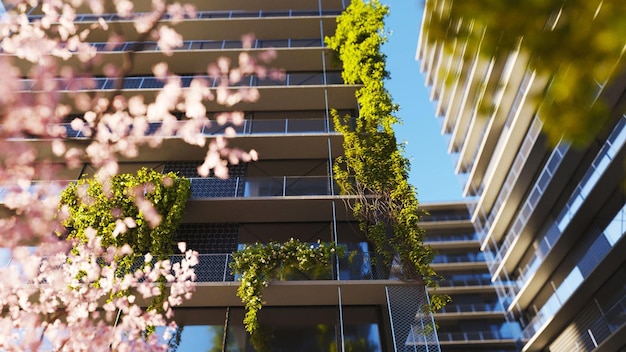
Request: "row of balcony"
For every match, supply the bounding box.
[425,232,479,243]
[20,72,345,92]
[142,253,505,293]
[491,115,626,311]
[171,252,387,282]
[29,118,336,139]
[0,251,502,291]
[90,38,323,52]
[0,176,345,202]
[28,9,343,23]
[437,302,504,314]
[512,120,625,293]
[521,201,626,341]
[431,252,486,264]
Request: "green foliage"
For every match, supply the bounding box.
[326,0,447,308]
[230,239,344,351]
[59,167,190,261]
[423,0,626,145]
[58,167,190,311]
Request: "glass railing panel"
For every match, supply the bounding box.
[425,232,480,242]
[0,180,73,203]
[257,39,290,48]
[284,176,332,196]
[604,295,626,332]
[437,330,509,342]
[19,72,344,92]
[189,41,222,50]
[421,213,470,222]
[432,252,486,264]
[290,38,323,47]
[30,9,343,23]
[288,73,325,85]
[17,118,333,140]
[337,252,387,280]
[437,274,494,287]
[201,122,243,135]
[243,177,283,197]
[247,119,286,133]
[438,302,504,314]
[259,11,292,17]
[286,118,329,133]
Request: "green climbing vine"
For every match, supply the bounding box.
[326,0,449,311]
[58,167,191,311]
[230,239,344,350]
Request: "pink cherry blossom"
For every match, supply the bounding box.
[0,0,278,349]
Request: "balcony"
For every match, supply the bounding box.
[188,176,344,199]
[167,251,390,283]
[91,38,324,52]
[52,118,335,140]
[434,330,515,344]
[19,72,344,92]
[435,302,507,320]
[28,9,343,23]
[18,71,358,112]
[0,180,71,204]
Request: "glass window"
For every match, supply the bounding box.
[165,307,383,352]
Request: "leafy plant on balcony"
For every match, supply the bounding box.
[230,239,344,351]
[326,0,449,311]
[58,167,191,311]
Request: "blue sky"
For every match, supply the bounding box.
[381,0,464,203]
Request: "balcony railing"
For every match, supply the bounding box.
[0,177,350,204]
[20,72,344,92]
[434,330,513,342]
[425,232,480,243]
[169,252,389,282]
[52,118,335,139]
[437,302,504,314]
[0,180,71,203]
[188,176,347,198]
[28,9,343,23]
[91,38,323,52]
[437,275,495,288]
[431,252,486,264]
[421,213,470,222]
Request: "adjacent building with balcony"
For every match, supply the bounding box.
[424,202,518,352]
[418,2,626,352]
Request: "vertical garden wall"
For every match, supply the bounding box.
[326,0,448,310]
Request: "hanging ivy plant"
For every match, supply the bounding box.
[326,0,449,311]
[58,167,191,311]
[230,239,344,350]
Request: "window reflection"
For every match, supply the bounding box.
[166,306,383,352]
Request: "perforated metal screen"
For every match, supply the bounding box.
[386,285,441,352]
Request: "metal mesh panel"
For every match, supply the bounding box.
[127,254,235,282]
[163,161,247,179]
[172,254,235,282]
[386,285,441,352]
[176,223,239,254]
[164,162,247,198]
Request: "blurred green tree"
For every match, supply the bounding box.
[423,0,626,145]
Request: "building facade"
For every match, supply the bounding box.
[417,2,626,352]
[1,0,462,351]
[423,202,518,352]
